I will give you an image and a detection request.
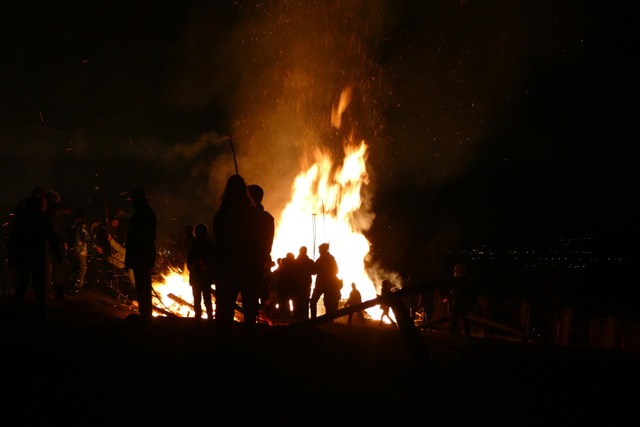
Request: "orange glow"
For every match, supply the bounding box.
[151,267,196,318]
[271,141,374,299]
[151,87,394,323]
[270,87,389,320]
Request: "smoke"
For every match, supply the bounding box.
[169,0,393,222]
[0,1,606,275]
[166,1,564,228]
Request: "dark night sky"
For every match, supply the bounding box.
[1,1,637,277]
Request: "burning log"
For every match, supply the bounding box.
[161,288,272,325]
[167,293,194,310]
[152,305,179,318]
[292,282,430,326]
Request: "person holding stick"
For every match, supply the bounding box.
[212,174,262,339]
[310,243,342,318]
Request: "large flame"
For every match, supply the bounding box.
[271,141,374,302]
[270,87,383,319]
[152,87,390,322]
[151,266,198,318]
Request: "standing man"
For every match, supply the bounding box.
[125,188,157,324]
[310,243,342,318]
[67,208,89,292]
[292,246,315,320]
[378,279,397,326]
[346,282,366,325]
[248,184,275,311]
[7,191,62,320]
[213,175,262,339]
[450,262,472,336]
[186,223,215,327]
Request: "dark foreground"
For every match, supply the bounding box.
[2,289,638,426]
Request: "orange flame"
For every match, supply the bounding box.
[270,86,388,319]
[151,267,206,318]
[271,141,374,301]
[152,87,393,322]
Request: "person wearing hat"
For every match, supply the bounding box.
[310,242,342,318]
[125,188,157,323]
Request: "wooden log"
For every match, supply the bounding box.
[167,293,194,308]
[466,314,530,340]
[291,282,430,326]
[291,282,431,363]
[423,313,531,341]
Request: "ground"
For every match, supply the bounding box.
[1,285,638,425]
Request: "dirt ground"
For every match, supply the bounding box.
[1,285,638,426]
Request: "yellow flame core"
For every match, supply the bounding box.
[152,267,198,318]
[271,141,376,303]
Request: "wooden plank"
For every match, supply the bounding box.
[291,282,431,363]
[466,314,530,339]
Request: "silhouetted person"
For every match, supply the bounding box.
[7,192,62,320]
[248,184,275,310]
[186,223,215,326]
[268,257,285,316]
[346,282,366,325]
[180,224,196,269]
[67,208,89,292]
[43,190,70,296]
[212,174,262,339]
[450,262,472,336]
[93,209,135,289]
[292,245,315,320]
[13,186,46,215]
[310,243,342,318]
[276,252,296,317]
[378,279,396,326]
[124,189,157,324]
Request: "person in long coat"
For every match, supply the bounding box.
[7,191,62,320]
[124,188,157,324]
[248,184,275,311]
[212,174,262,339]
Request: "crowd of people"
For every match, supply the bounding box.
[4,175,415,335]
[3,185,156,322]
